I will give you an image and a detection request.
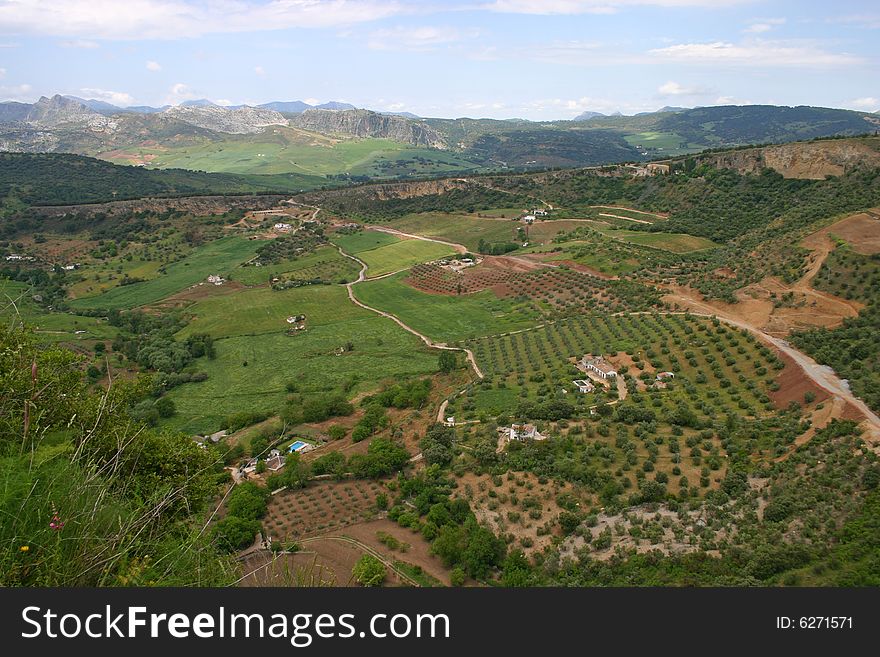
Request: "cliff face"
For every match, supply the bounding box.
[160,105,288,134]
[698,139,880,179]
[290,109,447,148]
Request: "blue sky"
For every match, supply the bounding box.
[0,0,877,119]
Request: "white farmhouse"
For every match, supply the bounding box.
[582,355,617,379]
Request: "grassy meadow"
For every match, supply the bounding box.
[70,236,260,310]
[353,272,541,343]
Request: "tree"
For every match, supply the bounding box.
[420,423,455,466]
[352,554,386,587]
[213,516,261,553]
[226,482,269,520]
[154,396,176,418]
[438,351,458,373]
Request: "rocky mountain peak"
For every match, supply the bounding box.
[289,108,446,148]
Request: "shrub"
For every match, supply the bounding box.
[352,554,386,587]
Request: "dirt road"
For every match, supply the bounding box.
[335,244,484,380]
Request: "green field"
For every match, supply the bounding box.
[356,238,456,277]
[70,236,260,310]
[1,280,116,342]
[178,285,365,340]
[166,282,441,432]
[232,245,360,286]
[331,231,400,254]
[622,131,690,154]
[131,129,482,178]
[353,272,541,343]
[381,212,520,252]
[603,230,719,253]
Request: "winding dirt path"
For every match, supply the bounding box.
[334,208,880,447]
[334,243,484,380]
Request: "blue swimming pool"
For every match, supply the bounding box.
[288,440,308,453]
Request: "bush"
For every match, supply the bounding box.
[352,554,386,587]
[226,482,269,520]
[212,516,261,553]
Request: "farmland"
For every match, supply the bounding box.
[353,272,542,342]
[232,245,362,286]
[6,134,880,590]
[131,131,482,178]
[69,236,261,310]
[353,237,457,277]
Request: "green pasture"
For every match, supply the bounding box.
[353,272,541,343]
[358,239,456,277]
[381,212,519,252]
[1,280,115,342]
[177,284,366,340]
[331,231,399,254]
[232,245,360,286]
[603,230,719,253]
[69,236,260,310]
[164,314,438,434]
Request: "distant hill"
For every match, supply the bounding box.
[289,108,446,148]
[572,110,607,121]
[258,100,312,113]
[316,101,357,111]
[657,105,878,146]
[0,152,324,205]
[160,104,287,134]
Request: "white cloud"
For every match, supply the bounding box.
[829,14,880,30]
[367,26,477,51]
[59,39,99,48]
[743,17,785,34]
[303,97,321,106]
[0,67,5,79]
[214,98,233,106]
[0,83,33,100]
[648,40,863,67]
[485,0,753,14]
[0,0,408,40]
[254,65,266,77]
[164,82,198,105]
[851,97,879,111]
[79,87,135,105]
[522,40,603,64]
[145,60,161,71]
[657,80,710,97]
[715,95,752,105]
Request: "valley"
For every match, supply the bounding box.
[4,130,880,590]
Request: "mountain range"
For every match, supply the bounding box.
[61,96,358,116]
[0,94,877,178]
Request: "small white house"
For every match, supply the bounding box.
[207,274,224,286]
[508,423,543,442]
[522,215,536,224]
[534,208,548,217]
[656,371,675,381]
[274,222,292,232]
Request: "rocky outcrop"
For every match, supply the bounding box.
[290,109,447,148]
[697,139,880,179]
[22,95,118,131]
[160,104,288,134]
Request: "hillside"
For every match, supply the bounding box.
[290,109,446,148]
[0,152,325,205]
[0,98,877,184]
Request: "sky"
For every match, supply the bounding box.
[0,0,877,119]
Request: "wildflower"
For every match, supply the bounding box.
[20,545,29,552]
[49,503,65,531]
